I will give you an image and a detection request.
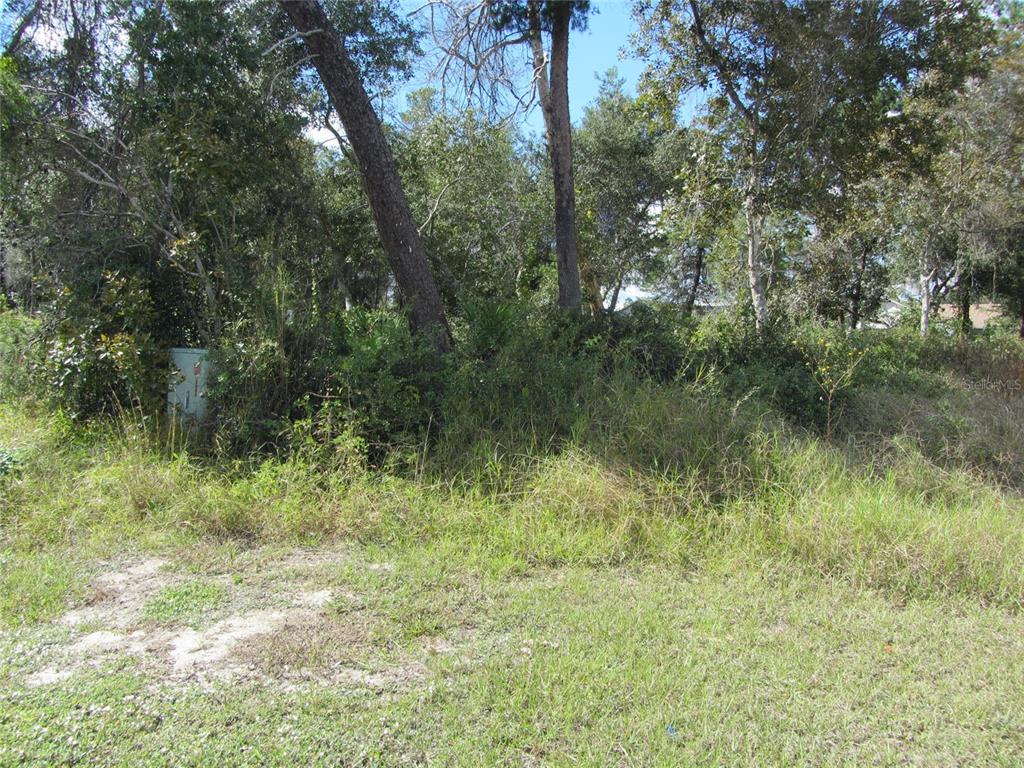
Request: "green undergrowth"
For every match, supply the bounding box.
[2,364,1022,629]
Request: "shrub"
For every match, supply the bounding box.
[38,272,165,419]
[209,315,295,450]
[605,301,688,380]
[440,301,600,464]
[792,322,866,438]
[332,309,446,459]
[210,306,442,459]
[684,312,827,429]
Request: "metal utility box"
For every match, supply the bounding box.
[167,347,211,421]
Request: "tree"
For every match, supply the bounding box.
[526,0,583,312]
[423,0,591,312]
[279,0,451,353]
[400,88,547,304]
[635,0,992,331]
[575,71,675,314]
[889,16,1023,337]
[792,180,892,330]
[651,116,737,316]
[949,26,1024,337]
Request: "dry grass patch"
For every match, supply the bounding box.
[236,611,377,675]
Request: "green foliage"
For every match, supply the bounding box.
[0,56,30,140]
[792,322,867,437]
[574,72,675,305]
[0,448,19,480]
[606,301,689,380]
[684,312,827,428]
[441,301,598,456]
[39,273,164,419]
[1,4,1023,759]
[211,307,443,459]
[331,309,445,458]
[401,91,548,302]
[3,333,1024,608]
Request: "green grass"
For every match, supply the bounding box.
[2,388,1020,612]
[141,579,226,624]
[1,356,1023,764]
[0,559,1022,766]
[0,551,83,627]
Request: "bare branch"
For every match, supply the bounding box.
[413,0,536,121]
[418,177,460,235]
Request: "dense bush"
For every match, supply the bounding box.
[13,285,1023,466]
[681,311,828,428]
[211,307,443,460]
[330,309,445,457]
[37,272,165,419]
[604,301,689,380]
[440,301,600,459]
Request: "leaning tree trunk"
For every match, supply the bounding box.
[529,0,582,312]
[279,0,450,353]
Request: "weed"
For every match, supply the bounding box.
[142,580,226,624]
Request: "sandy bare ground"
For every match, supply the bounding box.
[13,549,451,692]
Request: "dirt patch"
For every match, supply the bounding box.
[295,588,334,609]
[168,609,290,674]
[18,551,438,692]
[61,557,173,630]
[232,608,428,690]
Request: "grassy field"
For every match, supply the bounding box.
[1,356,1023,766]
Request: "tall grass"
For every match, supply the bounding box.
[2,365,1022,611]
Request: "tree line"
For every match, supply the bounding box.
[0,0,1021,424]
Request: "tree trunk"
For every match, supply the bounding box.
[1019,254,1024,339]
[0,246,10,308]
[607,272,625,314]
[920,268,933,337]
[683,244,705,317]
[850,243,865,331]
[582,268,603,318]
[194,250,222,345]
[958,274,971,338]
[577,245,604,318]
[529,0,582,312]
[279,0,450,353]
[744,200,768,331]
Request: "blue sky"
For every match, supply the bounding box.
[552,1,646,129]
[395,0,647,138]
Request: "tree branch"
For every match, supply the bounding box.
[688,0,755,128]
[2,0,42,57]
